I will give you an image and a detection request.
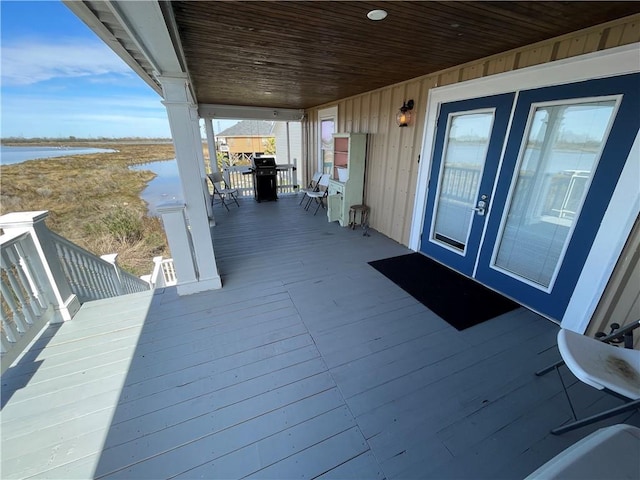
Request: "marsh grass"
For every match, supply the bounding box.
[0,142,177,276]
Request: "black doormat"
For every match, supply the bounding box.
[368,253,520,330]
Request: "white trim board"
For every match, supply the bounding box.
[317,106,339,174]
[409,43,640,333]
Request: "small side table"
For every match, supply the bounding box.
[348,204,370,230]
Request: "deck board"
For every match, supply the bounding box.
[2,195,639,479]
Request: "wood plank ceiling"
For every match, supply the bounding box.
[171,1,640,110]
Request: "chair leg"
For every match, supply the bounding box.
[551,399,640,435]
[304,195,313,211]
[313,197,325,215]
[220,194,229,211]
[230,193,240,207]
[536,359,566,376]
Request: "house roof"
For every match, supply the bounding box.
[64,1,640,112]
[217,120,275,137]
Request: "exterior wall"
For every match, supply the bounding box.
[222,136,272,154]
[273,121,302,165]
[305,14,640,247]
[586,216,640,347]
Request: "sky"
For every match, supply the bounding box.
[1,1,236,139]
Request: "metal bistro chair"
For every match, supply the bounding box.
[536,320,640,435]
[303,173,330,215]
[207,171,239,211]
[299,171,323,205]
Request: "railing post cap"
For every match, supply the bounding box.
[100,253,119,264]
[0,211,49,228]
[157,201,187,214]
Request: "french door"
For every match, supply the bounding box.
[420,73,639,320]
[420,93,514,275]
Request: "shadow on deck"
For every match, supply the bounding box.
[2,195,639,479]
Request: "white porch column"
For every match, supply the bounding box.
[204,118,219,173]
[157,74,221,294]
[0,211,81,322]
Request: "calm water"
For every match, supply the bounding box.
[131,160,182,216]
[0,145,116,165]
[1,146,180,217]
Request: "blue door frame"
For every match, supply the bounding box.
[420,73,639,320]
[419,93,515,275]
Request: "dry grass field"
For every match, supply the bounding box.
[1,142,178,276]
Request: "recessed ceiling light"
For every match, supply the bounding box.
[450,23,460,28]
[367,9,387,21]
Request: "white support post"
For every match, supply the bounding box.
[286,121,291,164]
[202,118,217,224]
[157,74,222,294]
[204,118,219,173]
[0,211,80,322]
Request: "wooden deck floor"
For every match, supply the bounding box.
[2,195,639,479]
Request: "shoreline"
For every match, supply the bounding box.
[0,143,177,275]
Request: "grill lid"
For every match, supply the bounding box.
[252,156,276,168]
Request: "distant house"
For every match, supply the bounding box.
[216,120,275,165]
[216,120,302,168]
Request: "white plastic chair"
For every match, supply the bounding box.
[525,424,640,479]
[299,171,323,205]
[537,321,640,434]
[303,173,330,215]
[207,171,239,210]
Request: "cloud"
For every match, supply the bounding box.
[1,38,133,86]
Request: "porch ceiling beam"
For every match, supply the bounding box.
[198,104,305,122]
[104,0,181,76]
[62,0,161,96]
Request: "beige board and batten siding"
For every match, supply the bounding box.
[586,217,640,348]
[305,14,640,247]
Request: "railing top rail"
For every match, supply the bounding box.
[0,230,31,245]
[49,231,116,269]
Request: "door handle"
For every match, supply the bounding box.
[473,198,488,216]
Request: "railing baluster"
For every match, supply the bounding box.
[50,231,149,301]
[2,253,35,326]
[163,260,177,285]
[64,244,86,297]
[12,242,48,314]
[0,275,28,333]
[85,255,103,297]
[0,334,11,355]
[1,309,19,343]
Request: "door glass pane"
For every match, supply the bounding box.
[321,119,335,174]
[494,100,616,288]
[432,112,493,251]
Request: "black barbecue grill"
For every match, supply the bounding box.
[245,155,278,202]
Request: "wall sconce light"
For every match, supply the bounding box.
[396,99,415,127]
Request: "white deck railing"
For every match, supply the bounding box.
[51,233,149,303]
[0,211,150,374]
[224,162,299,197]
[0,229,55,373]
[147,256,178,288]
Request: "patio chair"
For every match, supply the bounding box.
[207,171,239,211]
[303,173,330,215]
[299,171,323,205]
[524,424,640,479]
[536,320,640,435]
